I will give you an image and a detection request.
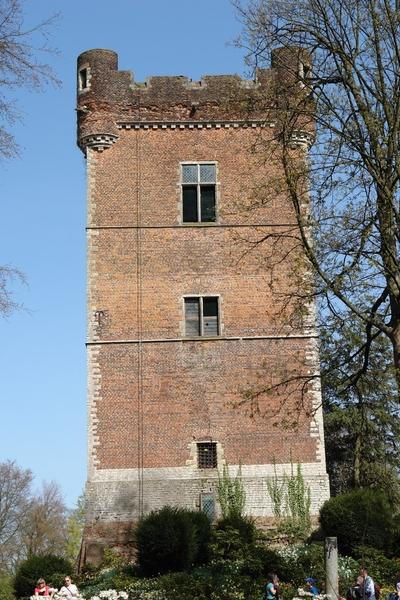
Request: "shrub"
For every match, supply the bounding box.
[211,514,258,561]
[134,505,211,576]
[13,554,73,599]
[319,489,394,556]
[186,509,212,565]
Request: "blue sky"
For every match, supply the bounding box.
[0,0,247,508]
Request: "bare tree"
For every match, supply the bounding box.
[21,480,68,558]
[0,0,61,162]
[0,0,61,317]
[0,460,34,572]
[231,0,400,396]
[0,264,29,318]
[0,462,68,574]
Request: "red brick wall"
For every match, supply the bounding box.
[78,49,329,564]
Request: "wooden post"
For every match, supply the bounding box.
[325,537,339,599]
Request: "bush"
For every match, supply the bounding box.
[13,554,73,599]
[134,505,212,576]
[353,547,399,585]
[211,514,259,561]
[186,509,213,566]
[319,489,394,556]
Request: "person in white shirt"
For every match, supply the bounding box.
[59,578,78,597]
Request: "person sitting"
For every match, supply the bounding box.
[34,579,54,597]
[59,577,79,597]
[305,577,319,595]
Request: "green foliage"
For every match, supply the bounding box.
[65,493,85,562]
[69,539,400,600]
[154,571,208,600]
[353,548,399,583]
[273,543,325,587]
[266,460,312,543]
[0,569,14,600]
[266,463,284,519]
[186,510,213,566]
[13,554,72,599]
[134,506,212,576]
[320,312,400,504]
[217,463,246,519]
[74,548,140,598]
[211,514,259,561]
[320,489,395,556]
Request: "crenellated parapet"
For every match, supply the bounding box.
[76,48,314,154]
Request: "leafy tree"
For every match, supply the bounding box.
[321,310,400,502]
[319,488,394,556]
[230,0,400,398]
[65,493,85,562]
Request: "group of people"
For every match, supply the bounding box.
[264,566,396,600]
[347,568,382,600]
[34,577,79,598]
[265,573,319,600]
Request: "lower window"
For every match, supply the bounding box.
[184,296,219,336]
[200,492,216,522]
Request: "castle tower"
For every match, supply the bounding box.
[76,48,330,565]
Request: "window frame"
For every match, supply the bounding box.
[197,442,218,469]
[180,162,217,223]
[183,295,220,337]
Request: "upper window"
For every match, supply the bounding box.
[78,66,90,92]
[181,163,216,223]
[184,296,219,337]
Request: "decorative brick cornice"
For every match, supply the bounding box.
[117,120,275,131]
[79,133,119,154]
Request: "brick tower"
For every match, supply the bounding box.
[76,48,330,565]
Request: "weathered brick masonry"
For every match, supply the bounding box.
[77,48,330,565]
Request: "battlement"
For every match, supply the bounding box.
[76,48,312,153]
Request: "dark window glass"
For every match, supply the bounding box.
[200,186,216,222]
[202,297,218,336]
[181,163,216,223]
[183,186,198,222]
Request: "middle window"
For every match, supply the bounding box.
[181,163,216,223]
[184,296,219,336]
